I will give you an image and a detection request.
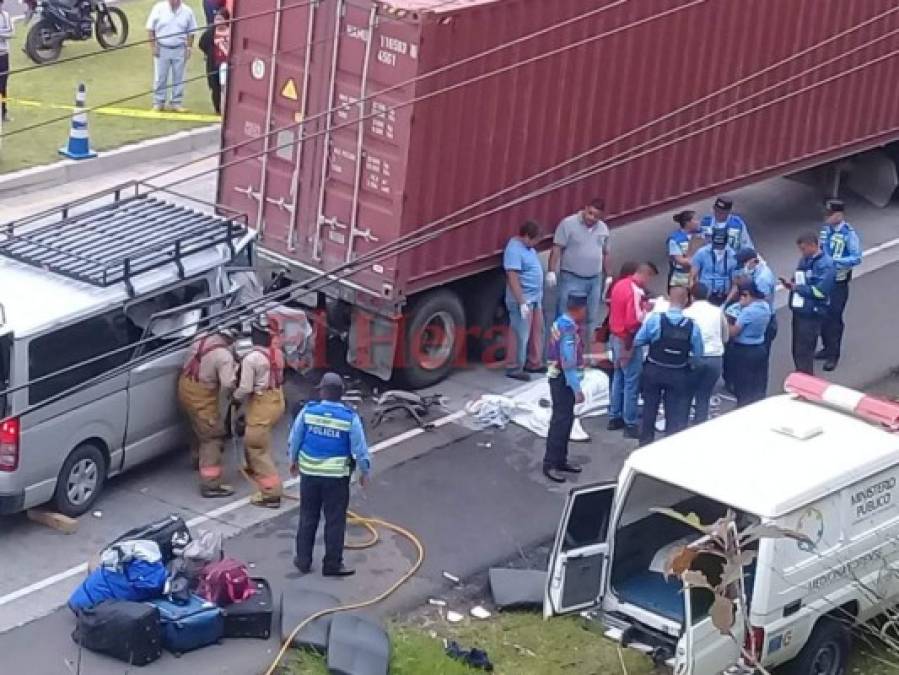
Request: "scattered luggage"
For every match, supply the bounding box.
[71,601,162,667]
[149,594,224,656]
[222,578,273,639]
[180,530,224,583]
[69,556,167,613]
[111,515,192,563]
[197,558,254,605]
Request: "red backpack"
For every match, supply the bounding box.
[197,558,254,605]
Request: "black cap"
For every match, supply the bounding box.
[316,372,344,390]
[738,281,764,298]
[735,247,758,265]
[251,315,273,335]
[825,199,845,213]
[711,228,728,247]
[566,293,588,309]
[714,196,733,211]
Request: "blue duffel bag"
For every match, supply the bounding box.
[148,594,224,656]
[69,560,167,613]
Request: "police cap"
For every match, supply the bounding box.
[316,371,345,392]
[714,196,734,211]
[825,199,845,213]
[711,228,728,247]
[735,247,758,265]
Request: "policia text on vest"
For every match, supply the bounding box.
[288,375,372,577]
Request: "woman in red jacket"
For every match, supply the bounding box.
[198,8,230,114]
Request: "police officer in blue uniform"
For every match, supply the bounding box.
[288,372,372,577]
[700,196,754,251]
[727,282,773,407]
[543,293,587,483]
[817,199,862,371]
[782,232,836,376]
[690,228,738,305]
[633,286,704,446]
[667,210,702,289]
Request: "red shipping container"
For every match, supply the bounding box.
[219,0,899,382]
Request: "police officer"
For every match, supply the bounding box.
[543,293,587,483]
[782,232,836,375]
[288,372,371,577]
[727,282,773,407]
[700,196,754,251]
[733,247,778,360]
[667,210,702,289]
[690,228,738,305]
[177,326,238,497]
[817,199,862,371]
[633,286,704,446]
[233,316,286,508]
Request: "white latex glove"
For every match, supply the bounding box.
[520,303,531,321]
[546,271,557,288]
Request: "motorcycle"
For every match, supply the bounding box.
[25,0,129,64]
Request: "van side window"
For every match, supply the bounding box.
[28,310,132,405]
[563,489,614,552]
[125,279,211,352]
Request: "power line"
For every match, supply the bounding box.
[4,9,899,417]
[6,44,899,424]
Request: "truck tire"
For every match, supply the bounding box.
[53,443,107,518]
[781,618,849,675]
[397,289,466,389]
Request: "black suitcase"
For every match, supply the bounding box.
[111,514,192,562]
[222,578,273,639]
[72,601,162,666]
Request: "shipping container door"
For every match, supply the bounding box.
[218,0,314,253]
[306,1,417,297]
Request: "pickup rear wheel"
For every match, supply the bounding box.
[53,443,107,517]
[397,289,465,389]
[782,618,849,675]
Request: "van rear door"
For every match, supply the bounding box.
[544,482,616,617]
[675,561,746,674]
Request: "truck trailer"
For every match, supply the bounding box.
[218,0,899,387]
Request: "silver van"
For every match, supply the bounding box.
[0,187,254,516]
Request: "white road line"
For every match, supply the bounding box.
[0,380,526,611]
[3,230,894,612]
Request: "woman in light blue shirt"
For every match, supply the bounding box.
[727,282,772,407]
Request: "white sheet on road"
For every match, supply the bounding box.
[466,369,610,441]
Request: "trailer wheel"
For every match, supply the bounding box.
[397,289,465,389]
[782,618,849,675]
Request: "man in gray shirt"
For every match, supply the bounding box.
[547,198,611,346]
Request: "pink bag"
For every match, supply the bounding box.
[197,558,254,606]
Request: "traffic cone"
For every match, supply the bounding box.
[59,83,97,160]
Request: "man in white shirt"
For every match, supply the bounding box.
[147,0,197,112]
[683,282,729,423]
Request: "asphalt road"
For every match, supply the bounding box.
[1,260,898,673]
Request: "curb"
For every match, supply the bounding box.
[0,125,221,198]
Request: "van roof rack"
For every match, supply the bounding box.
[0,188,248,295]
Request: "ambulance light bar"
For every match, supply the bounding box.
[784,373,899,431]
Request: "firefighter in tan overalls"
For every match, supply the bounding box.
[177,327,239,498]
[233,317,286,508]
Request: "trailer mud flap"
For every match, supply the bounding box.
[347,307,398,381]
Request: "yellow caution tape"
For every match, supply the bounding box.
[8,97,220,123]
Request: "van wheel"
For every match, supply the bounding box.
[782,618,849,675]
[397,289,465,389]
[53,444,107,517]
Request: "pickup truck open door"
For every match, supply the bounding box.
[544,482,616,618]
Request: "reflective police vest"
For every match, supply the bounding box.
[700,214,747,251]
[297,402,356,478]
[667,229,692,287]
